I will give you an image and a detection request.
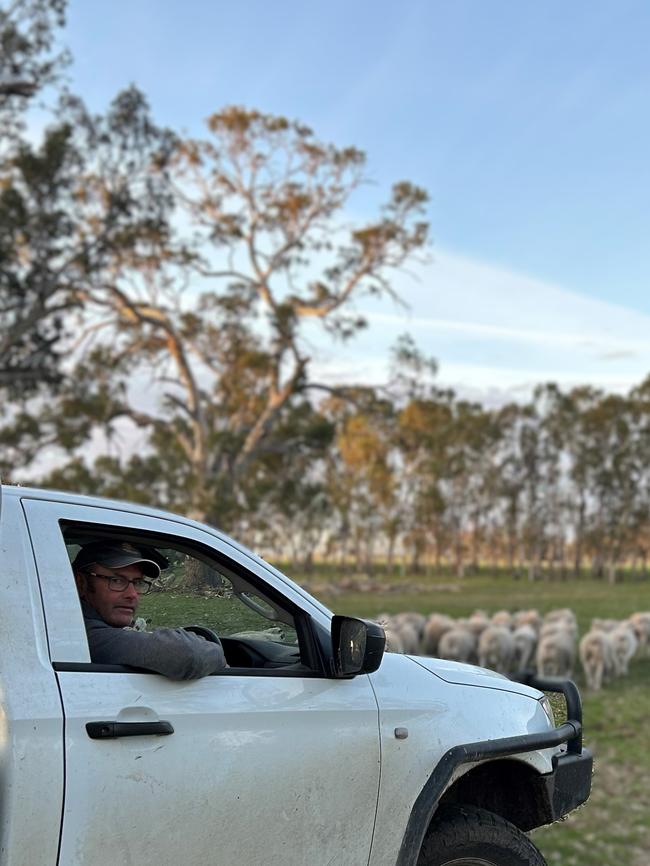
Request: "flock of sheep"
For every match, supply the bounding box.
[375,608,650,691]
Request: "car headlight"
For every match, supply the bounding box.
[540,695,555,727]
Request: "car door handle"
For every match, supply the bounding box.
[86,720,175,739]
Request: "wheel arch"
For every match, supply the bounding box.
[434,758,554,832]
[396,758,555,866]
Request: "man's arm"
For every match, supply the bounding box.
[86,619,229,679]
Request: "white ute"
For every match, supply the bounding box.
[0,484,591,866]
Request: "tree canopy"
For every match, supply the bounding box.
[0,1,430,524]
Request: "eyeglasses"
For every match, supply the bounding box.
[86,572,153,595]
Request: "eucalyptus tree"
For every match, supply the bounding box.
[394,390,452,572]
[0,84,178,480]
[326,390,399,571]
[0,0,69,392]
[580,391,649,581]
[629,375,650,574]
[237,398,335,569]
[0,0,65,120]
[16,107,428,526]
[540,385,604,575]
[490,399,550,580]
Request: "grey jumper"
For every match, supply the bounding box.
[81,601,228,679]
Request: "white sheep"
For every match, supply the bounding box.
[491,610,514,629]
[610,623,638,676]
[466,611,490,638]
[392,612,426,652]
[423,613,455,656]
[513,609,542,634]
[394,620,422,655]
[512,624,537,672]
[544,608,578,631]
[579,630,615,691]
[478,625,515,674]
[393,611,427,639]
[437,626,477,665]
[535,628,576,678]
[383,626,405,654]
[540,619,578,642]
[629,612,650,657]
[590,617,619,633]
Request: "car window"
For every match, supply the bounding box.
[138,548,300,648]
[64,530,309,672]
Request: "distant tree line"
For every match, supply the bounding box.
[2,1,649,583]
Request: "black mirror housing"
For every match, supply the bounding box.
[331,616,385,677]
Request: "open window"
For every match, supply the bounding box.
[63,522,322,675]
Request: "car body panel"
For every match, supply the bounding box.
[0,493,64,866]
[408,655,543,699]
[367,653,556,866]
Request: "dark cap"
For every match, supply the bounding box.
[72,541,168,579]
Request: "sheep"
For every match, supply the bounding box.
[535,629,576,678]
[374,616,403,654]
[540,619,578,642]
[373,605,646,681]
[383,626,405,654]
[512,624,537,672]
[491,610,514,629]
[579,630,616,691]
[466,611,490,639]
[629,612,650,657]
[478,625,515,674]
[544,608,578,631]
[609,623,638,676]
[590,617,620,633]
[541,610,578,647]
[437,626,477,665]
[392,612,426,651]
[393,620,422,655]
[513,609,542,634]
[393,611,427,637]
[423,613,455,656]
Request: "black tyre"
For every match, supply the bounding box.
[417,804,547,866]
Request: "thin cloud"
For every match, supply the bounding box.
[307,248,650,397]
[599,350,638,362]
[363,311,650,355]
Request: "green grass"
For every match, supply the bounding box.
[139,571,650,866]
[532,661,650,866]
[309,571,650,633]
[138,593,265,635]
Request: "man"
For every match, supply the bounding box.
[73,540,228,679]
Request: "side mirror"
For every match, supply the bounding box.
[331,616,385,677]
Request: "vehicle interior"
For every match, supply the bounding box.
[63,523,320,674]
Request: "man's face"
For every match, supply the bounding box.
[78,563,143,626]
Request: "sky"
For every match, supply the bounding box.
[60,0,650,402]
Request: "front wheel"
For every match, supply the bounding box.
[417,804,547,866]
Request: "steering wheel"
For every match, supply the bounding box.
[182,624,221,644]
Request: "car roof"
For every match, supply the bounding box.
[1,483,333,619]
[3,482,224,532]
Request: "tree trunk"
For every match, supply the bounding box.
[182,557,226,592]
[454,539,465,579]
[573,495,586,577]
[606,559,618,584]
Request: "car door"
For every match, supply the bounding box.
[23,495,381,866]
